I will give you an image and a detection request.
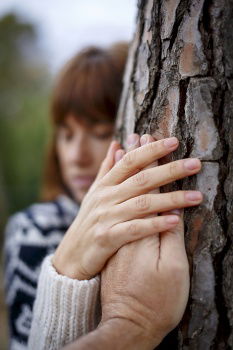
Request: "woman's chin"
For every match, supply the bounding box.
[71,187,89,203]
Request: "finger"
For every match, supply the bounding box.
[160,209,184,237]
[140,134,156,146]
[140,134,160,195]
[140,134,158,169]
[126,133,140,152]
[162,209,183,219]
[114,135,139,168]
[102,137,179,186]
[115,158,201,202]
[115,149,126,163]
[159,211,188,268]
[114,191,203,222]
[114,133,140,165]
[108,215,180,249]
[95,140,121,181]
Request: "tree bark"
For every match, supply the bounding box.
[116,0,233,348]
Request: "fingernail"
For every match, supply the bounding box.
[127,134,139,146]
[163,137,178,148]
[170,209,182,216]
[140,135,149,145]
[184,159,200,171]
[166,215,179,224]
[185,191,203,201]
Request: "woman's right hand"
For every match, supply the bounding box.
[53,135,203,280]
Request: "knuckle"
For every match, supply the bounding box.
[170,191,181,207]
[95,225,109,248]
[128,222,138,236]
[95,186,117,207]
[96,207,108,224]
[122,151,135,169]
[151,217,160,231]
[101,186,117,203]
[146,141,155,153]
[169,161,179,181]
[135,195,150,212]
[132,170,148,187]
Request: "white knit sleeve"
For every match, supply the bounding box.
[28,254,101,350]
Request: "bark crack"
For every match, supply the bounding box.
[168,0,192,52]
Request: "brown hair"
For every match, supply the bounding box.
[41,42,129,201]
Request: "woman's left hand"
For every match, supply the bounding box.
[53,134,202,280]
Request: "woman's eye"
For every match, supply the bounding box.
[92,131,113,140]
[91,125,113,140]
[58,129,73,141]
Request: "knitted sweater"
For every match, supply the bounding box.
[4,195,101,350]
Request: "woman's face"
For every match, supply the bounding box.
[56,114,114,203]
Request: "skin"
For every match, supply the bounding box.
[101,135,189,345]
[56,114,114,203]
[53,118,203,280]
[64,210,188,350]
[64,134,190,350]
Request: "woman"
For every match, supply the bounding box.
[4,42,128,349]
[4,42,203,350]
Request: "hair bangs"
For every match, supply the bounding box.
[42,42,129,201]
[51,47,121,126]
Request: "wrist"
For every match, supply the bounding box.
[98,318,162,350]
[52,251,91,280]
[52,219,94,280]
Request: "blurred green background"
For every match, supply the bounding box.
[0,13,51,228]
[0,13,51,349]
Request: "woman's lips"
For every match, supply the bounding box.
[71,175,95,188]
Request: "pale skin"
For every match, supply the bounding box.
[64,212,188,350]
[64,134,191,350]
[56,114,114,203]
[53,116,202,280]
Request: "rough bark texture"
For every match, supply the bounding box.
[116,0,233,349]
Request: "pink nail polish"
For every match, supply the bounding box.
[166,215,179,224]
[185,191,203,201]
[141,135,148,146]
[184,159,200,170]
[127,134,139,146]
[163,137,178,148]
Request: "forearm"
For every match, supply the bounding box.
[63,318,161,350]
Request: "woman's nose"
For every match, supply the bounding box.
[69,134,91,165]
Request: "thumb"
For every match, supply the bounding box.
[160,209,184,239]
[159,209,186,263]
[95,140,121,182]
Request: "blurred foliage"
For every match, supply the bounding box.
[0,13,51,233]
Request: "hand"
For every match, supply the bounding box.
[100,134,189,347]
[100,135,189,347]
[53,135,202,280]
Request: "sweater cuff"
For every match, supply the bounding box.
[28,254,101,349]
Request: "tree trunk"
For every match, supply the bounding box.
[116,0,233,348]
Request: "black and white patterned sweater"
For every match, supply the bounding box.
[4,195,79,349]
